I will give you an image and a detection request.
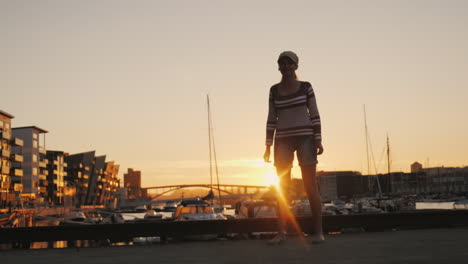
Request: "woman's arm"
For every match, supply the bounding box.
[306,83,324,155]
[264,87,277,162]
[266,87,277,146]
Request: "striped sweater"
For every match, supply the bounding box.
[265,81,321,146]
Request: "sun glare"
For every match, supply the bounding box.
[265,168,279,188]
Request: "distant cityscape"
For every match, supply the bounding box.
[2,109,468,211]
[0,110,136,209]
[316,164,468,202]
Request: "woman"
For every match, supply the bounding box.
[263,51,324,244]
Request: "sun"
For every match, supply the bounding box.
[265,168,279,188]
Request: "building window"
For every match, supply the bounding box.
[32,168,38,176]
[0,120,3,128]
[32,154,38,162]
[5,123,9,129]
[33,140,38,148]
[33,133,38,139]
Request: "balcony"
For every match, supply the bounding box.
[39,147,46,154]
[1,166,10,174]
[1,131,11,140]
[13,183,23,192]
[38,174,47,181]
[39,187,47,193]
[1,149,10,158]
[39,180,48,186]
[11,168,23,177]
[11,154,23,162]
[0,181,8,189]
[38,161,47,168]
[11,137,24,147]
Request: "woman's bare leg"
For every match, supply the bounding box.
[269,167,291,244]
[301,165,324,240]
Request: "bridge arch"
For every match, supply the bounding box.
[150,186,233,200]
[145,184,268,201]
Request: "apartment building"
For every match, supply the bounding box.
[45,151,68,205]
[0,111,24,207]
[99,161,120,206]
[86,155,106,205]
[65,151,95,206]
[317,171,363,201]
[12,126,48,201]
[123,168,143,199]
[65,151,120,206]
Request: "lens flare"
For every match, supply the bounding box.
[265,169,280,188]
[273,169,308,247]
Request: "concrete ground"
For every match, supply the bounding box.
[2,227,468,264]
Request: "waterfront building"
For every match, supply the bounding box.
[317,171,363,201]
[123,168,144,199]
[65,151,120,206]
[11,126,47,201]
[65,151,95,206]
[45,151,68,205]
[367,165,468,196]
[0,110,24,208]
[86,155,106,205]
[423,167,468,193]
[411,162,423,173]
[99,161,120,207]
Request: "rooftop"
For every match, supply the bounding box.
[0,110,14,119]
[12,126,48,133]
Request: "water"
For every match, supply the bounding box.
[415,202,454,210]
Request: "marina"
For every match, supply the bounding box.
[2,209,468,249]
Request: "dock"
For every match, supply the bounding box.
[1,210,468,244]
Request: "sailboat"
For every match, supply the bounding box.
[173,95,225,219]
[172,95,225,240]
[206,94,223,202]
[363,105,383,198]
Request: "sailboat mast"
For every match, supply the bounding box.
[207,95,213,191]
[210,114,223,203]
[363,105,371,175]
[387,134,391,194]
[363,105,383,198]
[207,94,222,204]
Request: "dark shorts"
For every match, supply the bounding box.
[274,135,318,169]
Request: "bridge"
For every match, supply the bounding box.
[143,184,270,200]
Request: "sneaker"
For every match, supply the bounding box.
[309,234,325,244]
[268,233,286,245]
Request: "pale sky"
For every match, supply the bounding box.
[2,0,467,187]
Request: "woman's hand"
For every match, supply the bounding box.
[316,141,324,155]
[263,146,271,163]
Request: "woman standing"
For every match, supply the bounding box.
[263,51,324,244]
